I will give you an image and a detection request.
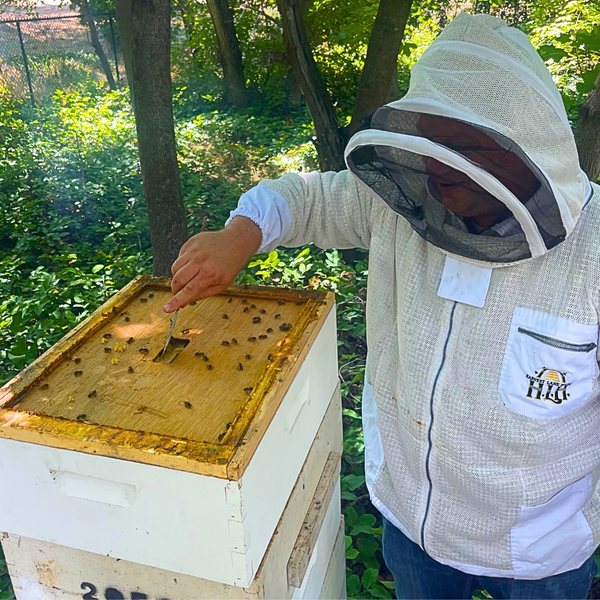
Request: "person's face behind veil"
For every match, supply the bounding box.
[418,113,540,228]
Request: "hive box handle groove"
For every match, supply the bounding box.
[48,469,138,508]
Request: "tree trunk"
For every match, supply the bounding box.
[80,0,117,91]
[347,0,412,138]
[276,0,345,172]
[575,72,600,183]
[114,0,134,102]
[175,0,200,56]
[206,0,248,107]
[129,0,189,277]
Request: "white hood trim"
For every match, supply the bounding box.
[384,97,577,235]
[345,129,548,258]
[421,40,570,128]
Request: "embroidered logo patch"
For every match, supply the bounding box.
[526,368,570,405]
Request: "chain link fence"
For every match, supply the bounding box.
[0,12,123,106]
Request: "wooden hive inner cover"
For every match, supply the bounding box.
[9,283,328,446]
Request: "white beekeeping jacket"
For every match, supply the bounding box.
[229,11,599,579]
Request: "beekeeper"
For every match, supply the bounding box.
[165,12,599,600]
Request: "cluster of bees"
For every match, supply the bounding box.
[35,291,300,424]
[188,299,295,388]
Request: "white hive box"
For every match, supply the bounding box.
[2,387,345,600]
[0,276,339,588]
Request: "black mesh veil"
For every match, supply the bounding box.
[346,108,567,264]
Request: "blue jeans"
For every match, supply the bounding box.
[382,517,598,599]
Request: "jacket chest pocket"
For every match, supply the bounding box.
[499,308,599,419]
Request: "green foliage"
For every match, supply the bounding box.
[0,85,318,385]
[0,546,13,600]
[526,0,600,113]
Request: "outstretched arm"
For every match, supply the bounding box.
[165,169,374,312]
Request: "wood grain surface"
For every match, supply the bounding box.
[0,277,335,479]
[16,288,309,443]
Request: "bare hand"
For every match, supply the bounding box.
[163,217,262,313]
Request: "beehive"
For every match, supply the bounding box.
[2,388,345,600]
[0,275,339,588]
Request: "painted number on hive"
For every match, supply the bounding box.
[81,582,171,600]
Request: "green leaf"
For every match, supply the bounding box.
[358,513,376,527]
[345,506,359,527]
[350,524,376,536]
[362,554,381,570]
[92,264,104,273]
[537,45,567,62]
[577,27,600,52]
[343,408,360,420]
[342,490,358,501]
[361,567,379,589]
[369,583,393,599]
[358,537,379,558]
[577,67,600,94]
[345,535,353,550]
[347,574,361,597]
[344,474,366,491]
[346,548,360,560]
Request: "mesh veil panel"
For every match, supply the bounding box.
[347,109,567,264]
[350,145,532,263]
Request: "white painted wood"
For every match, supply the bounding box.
[291,481,341,600]
[288,454,341,587]
[319,518,346,600]
[233,309,339,584]
[0,310,338,588]
[2,386,343,600]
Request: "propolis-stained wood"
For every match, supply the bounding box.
[0,276,334,479]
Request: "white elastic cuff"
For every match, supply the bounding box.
[226,186,292,254]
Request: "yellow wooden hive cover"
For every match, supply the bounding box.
[0,276,334,479]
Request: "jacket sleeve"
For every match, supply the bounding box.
[257,170,374,250]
